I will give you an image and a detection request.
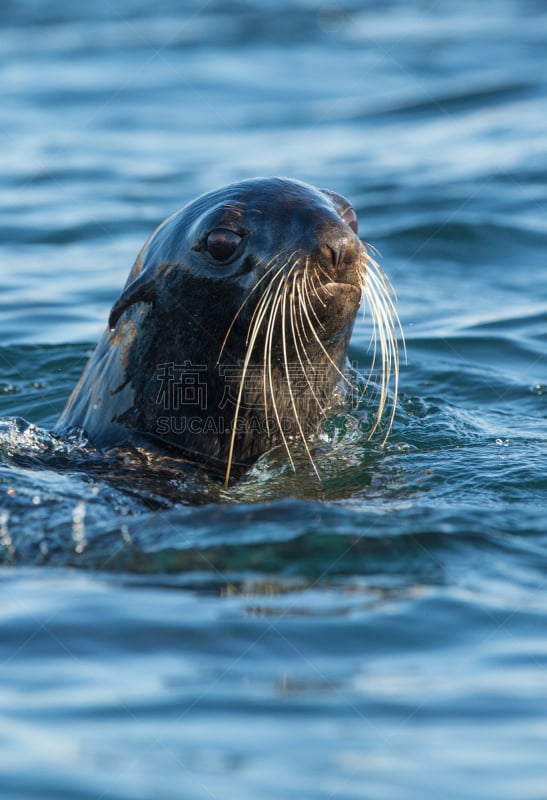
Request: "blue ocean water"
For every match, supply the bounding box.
[1,1,547,798]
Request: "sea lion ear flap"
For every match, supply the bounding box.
[320,188,359,235]
[108,272,156,331]
[320,188,346,208]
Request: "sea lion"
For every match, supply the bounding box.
[56,177,399,484]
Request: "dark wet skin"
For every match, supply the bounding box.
[56,178,365,482]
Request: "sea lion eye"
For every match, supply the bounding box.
[342,206,358,235]
[206,228,242,262]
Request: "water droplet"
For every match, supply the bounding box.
[72,501,87,552]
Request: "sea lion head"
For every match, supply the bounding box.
[57,178,399,483]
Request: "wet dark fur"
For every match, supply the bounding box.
[56,178,372,482]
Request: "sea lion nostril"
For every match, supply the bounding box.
[327,242,346,270]
[319,225,353,273]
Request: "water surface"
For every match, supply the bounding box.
[1,1,546,798]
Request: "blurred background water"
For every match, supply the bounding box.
[1,1,547,798]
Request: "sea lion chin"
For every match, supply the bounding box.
[56,177,400,484]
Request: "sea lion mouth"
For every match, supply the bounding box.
[321,280,362,296]
[287,280,361,304]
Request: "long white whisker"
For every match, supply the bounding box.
[223,265,288,485]
[218,251,296,363]
[302,258,326,331]
[263,275,295,471]
[359,249,404,440]
[281,267,320,478]
[291,271,326,416]
[300,279,353,389]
